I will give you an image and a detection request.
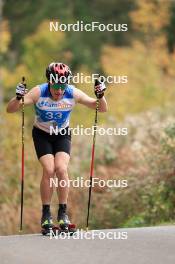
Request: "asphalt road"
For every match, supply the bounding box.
[0,226,175,264]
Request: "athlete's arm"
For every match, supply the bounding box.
[6,86,40,113]
[73,87,107,112]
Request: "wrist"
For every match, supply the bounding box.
[16,95,22,101]
[95,92,104,99]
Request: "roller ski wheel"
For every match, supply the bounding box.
[41,226,60,236]
[59,222,77,235]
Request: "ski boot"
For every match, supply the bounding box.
[57,213,76,235]
[41,215,59,236]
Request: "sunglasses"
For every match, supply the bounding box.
[50,83,67,90]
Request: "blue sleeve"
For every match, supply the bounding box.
[38,83,48,97]
[66,85,74,99]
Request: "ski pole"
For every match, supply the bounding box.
[20,76,26,231]
[86,96,99,231]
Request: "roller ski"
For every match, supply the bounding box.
[57,210,77,235]
[41,215,59,236]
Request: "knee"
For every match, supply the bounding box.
[43,166,55,179]
[55,165,67,178]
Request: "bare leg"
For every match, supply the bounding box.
[55,152,70,204]
[39,154,55,204]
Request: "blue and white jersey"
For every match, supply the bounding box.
[34,83,75,133]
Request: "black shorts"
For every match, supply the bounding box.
[32,126,71,159]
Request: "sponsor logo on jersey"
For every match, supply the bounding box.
[38,100,72,109]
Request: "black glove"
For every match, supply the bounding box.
[94,76,106,99]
